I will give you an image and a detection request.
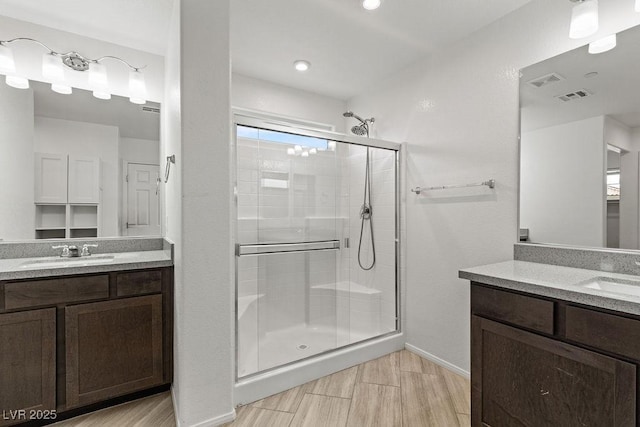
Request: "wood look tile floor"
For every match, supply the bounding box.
[52,350,469,427]
[227,350,470,427]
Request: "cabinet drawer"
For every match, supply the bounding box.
[471,284,554,334]
[566,306,640,360]
[116,270,162,297]
[4,275,109,310]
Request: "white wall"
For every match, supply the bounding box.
[161,0,183,422]
[346,0,640,373]
[232,74,347,133]
[0,84,34,241]
[119,137,159,165]
[34,117,119,237]
[521,116,605,247]
[165,0,234,426]
[0,15,164,102]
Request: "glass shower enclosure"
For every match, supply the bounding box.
[234,116,399,378]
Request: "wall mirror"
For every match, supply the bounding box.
[519,24,640,250]
[0,79,161,242]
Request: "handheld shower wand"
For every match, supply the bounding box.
[343,111,376,270]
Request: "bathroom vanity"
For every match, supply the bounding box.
[0,239,173,426]
[460,257,640,427]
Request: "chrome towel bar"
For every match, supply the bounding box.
[411,179,495,195]
[236,240,340,256]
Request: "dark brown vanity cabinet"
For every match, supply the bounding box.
[0,309,56,426]
[0,267,173,425]
[471,283,637,427]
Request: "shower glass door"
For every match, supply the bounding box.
[235,118,399,379]
[236,124,346,377]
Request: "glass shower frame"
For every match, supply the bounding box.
[233,114,402,380]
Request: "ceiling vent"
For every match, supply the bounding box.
[556,89,593,102]
[526,72,565,88]
[142,106,160,114]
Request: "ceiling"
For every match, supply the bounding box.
[521,23,640,132]
[0,0,174,55]
[0,0,532,100]
[231,0,531,99]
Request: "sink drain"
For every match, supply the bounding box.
[297,344,309,350]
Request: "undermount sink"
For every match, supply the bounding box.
[20,255,115,269]
[578,276,640,298]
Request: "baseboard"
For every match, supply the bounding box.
[200,410,236,427]
[172,387,236,427]
[405,343,470,379]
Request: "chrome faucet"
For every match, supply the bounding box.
[52,245,69,257]
[52,245,79,257]
[81,244,99,256]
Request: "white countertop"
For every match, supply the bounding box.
[0,250,172,281]
[459,260,640,316]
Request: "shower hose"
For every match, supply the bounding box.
[358,147,376,270]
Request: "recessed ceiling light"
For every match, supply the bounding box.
[362,0,381,10]
[294,60,310,72]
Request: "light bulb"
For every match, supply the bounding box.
[328,141,336,151]
[569,0,599,39]
[362,0,381,10]
[0,43,16,74]
[301,151,309,157]
[42,53,64,81]
[309,148,317,155]
[287,148,295,155]
[51,84,72,95]
[588,34,616,54]
[5,75,29,89]
[294,145,302,153]
[129,69,147,104]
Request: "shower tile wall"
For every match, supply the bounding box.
[346,145,397,338]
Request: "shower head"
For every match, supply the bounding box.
[351,124,369,136]
[344,110,375,137]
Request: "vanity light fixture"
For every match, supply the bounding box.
[588,33,616,54]
[362,0,381,10]
[569,0,599,39]
[294,60,310,72]
[0,37,147,104]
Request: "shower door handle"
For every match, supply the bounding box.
[236,240,340,256]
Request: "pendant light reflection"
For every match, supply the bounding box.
[0,43,16,73]
[6,75,29,89]
[588,34,616,54]
[0,43,27,89]
[569,0,599,39]
[51,83,72,95]
[42,53,64,81]
[89,62,110,100]
[129,69,147,105]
